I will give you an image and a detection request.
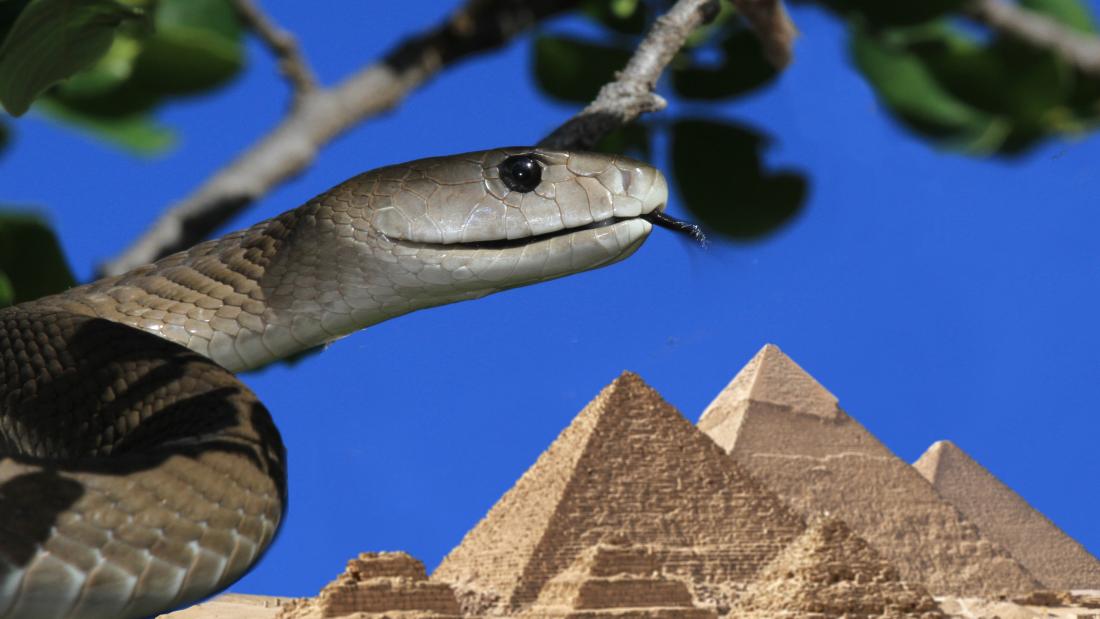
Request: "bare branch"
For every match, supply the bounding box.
[231,0,317,98]
[101,0,579,276]
[539,0,797,151]
[968,0,1100,76]
[539,0,715,151]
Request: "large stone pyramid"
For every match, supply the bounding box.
[520,542,716,619]
[733,518,944,619]
[433,372,806,614]
[697,345,1039,596]
[914,440,1100,590]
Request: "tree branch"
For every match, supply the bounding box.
[231,0,317,99]
[967,0,1100,76]
[539,0,796,151]
[100,0,579,276]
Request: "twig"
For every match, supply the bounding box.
[539,0,797,150]
[968,0,1100,76]
[231,0,317,99]
[100,0,579,276]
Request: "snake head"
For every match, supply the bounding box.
[361,147,667,291]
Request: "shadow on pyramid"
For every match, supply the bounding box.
[433,372,806,614]
[697,344,1039,596]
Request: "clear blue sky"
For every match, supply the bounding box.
[2,1,1098,596]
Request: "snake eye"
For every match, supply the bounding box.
[499,155,543,193]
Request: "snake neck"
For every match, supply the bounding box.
[41,193,417,373]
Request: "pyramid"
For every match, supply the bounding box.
[278,552,461,619]
[520,542,717,619]
[914,440,1100,590]
[433,372,806,614]
[733,519,944,619]
[697,344,1040,596]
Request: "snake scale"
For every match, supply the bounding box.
[0,148,684,618]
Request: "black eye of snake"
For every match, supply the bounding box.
[500,155,543,193]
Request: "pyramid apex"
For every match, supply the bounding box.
[704,343,840,421]
[596,370,665,405]
[913,440,967,484]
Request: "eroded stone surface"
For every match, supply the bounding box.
[698,344,1039,596]
[915,440,1100,590]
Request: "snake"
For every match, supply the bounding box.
[0,147,692,619]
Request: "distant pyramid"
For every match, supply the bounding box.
[698,345,1039,596]
[520,542,716,619]
[914,440,1100,590]
[734,519,944,618]
[278,552,461,619]
[433,372,806,614]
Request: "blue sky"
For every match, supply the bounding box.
[2,1,1098,596]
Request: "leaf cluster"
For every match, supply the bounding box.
[0,0,246,153]
[816,0,1100,154]
[535,0,807,241]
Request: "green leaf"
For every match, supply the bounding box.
[53,33,142,98]
[0,0,141,116]
[0,209,76,307]
[533,35,633,103]
[37,96,173,154]
[672,27,779,100]
[670,119,807,241]
[1020,0,1097,33]
[130,0,243,95]
[581,0,646,35]
[850,25,1007,152]
[851,27,988,131]
[593,123,650,159]
[922,37,1070,131]
[818,0,967,26]
[0,270,12,307]
[0,0,32,45]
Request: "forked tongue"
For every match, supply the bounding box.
[642,211,708,247]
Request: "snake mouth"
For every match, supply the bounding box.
[402,212,705,252]
[435,217,636,251]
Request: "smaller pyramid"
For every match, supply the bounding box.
[277,552,461,619]
[914,440,1100,590]
[520,542,717,619]
[698,344,1039,596]
[733,519,944,619]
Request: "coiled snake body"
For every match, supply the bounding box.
[0,148,670,618]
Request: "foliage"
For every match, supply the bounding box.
[816,0,1100,154]
[0,0,244,153]
[536,0,808,242]
[0,210,76,307]
[535,0,1100,240]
